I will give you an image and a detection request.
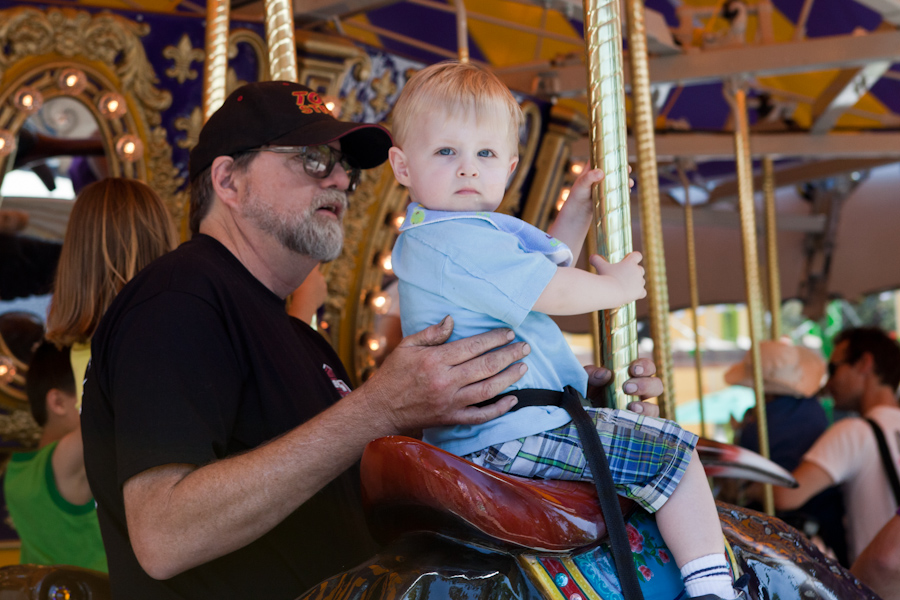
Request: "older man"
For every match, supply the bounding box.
[774,327,900,562]
[81,81,661,599]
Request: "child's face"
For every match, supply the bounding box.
[389,109,518,213]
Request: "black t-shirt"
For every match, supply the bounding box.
[82,235,377,599]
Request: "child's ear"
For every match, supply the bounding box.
[388,147,411,186]
[508,156,520,178]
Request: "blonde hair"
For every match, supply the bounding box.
[46,178,177,346]
[391,61,523,151]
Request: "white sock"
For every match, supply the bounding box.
[679,554,736,599]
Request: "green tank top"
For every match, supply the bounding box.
[4,441,107,572]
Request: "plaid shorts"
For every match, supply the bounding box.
[464,407,698,512]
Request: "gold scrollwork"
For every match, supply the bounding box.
[228,28,268,94]
[498,101,542,216]
[163,33,205,84]
[0,6,184,225]
[175,106,203,150]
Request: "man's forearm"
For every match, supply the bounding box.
[124,389,396,580]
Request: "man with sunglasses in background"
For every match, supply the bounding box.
[774,327,900,565]
[80,80,663,598]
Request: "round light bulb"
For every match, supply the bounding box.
[570,162,585,175]
[380,254,393,275]
[57,68,87,95]
[98,92,127,119]
[115,134,143,163]
[0,356,16,384]
[0,130,16,157]
[370,292,391,315]
[13,87,43,114]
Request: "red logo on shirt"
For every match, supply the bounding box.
[322,363,351,397]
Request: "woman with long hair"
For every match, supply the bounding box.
[46,177,177,403]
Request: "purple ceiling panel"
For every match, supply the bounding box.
[365,2,488,65]
[667,82,731,130]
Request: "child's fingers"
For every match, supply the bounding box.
[571,168,605,191]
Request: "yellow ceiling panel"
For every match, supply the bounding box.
[344,15,383,49]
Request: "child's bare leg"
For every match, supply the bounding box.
[655,449,735,598]
[655,449,723,565]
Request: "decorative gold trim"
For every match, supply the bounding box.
[516,556,567,600]
[520,104,587,230]
[0,7,186,227]
[164,33,205,85]
[229,28,268,94]
[498,101,542,217]
[320,163,407,386]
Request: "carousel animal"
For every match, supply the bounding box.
[299,436,878,600]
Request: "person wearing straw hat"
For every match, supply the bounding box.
[774,327,900,563]
[726,339,847,565]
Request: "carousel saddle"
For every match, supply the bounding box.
[360,436,636,552]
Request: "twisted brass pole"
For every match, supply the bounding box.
[763,156,782,340]
[203,0,230,121]
[264,0,298,81]
[625,0,674,418]
[677,163,707,438]
[732,83,774,515]
[583,0,636,410]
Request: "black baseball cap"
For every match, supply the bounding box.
[189,80,393,182]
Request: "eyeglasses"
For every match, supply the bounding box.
[253,145,361,192]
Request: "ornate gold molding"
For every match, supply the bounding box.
[164,33,204,85]
[520,104,588,230]
[296,31,371,99]
[0,7,186,225]
[320,163,407,386]
[498,101,542,216]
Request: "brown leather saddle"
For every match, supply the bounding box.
[361,435,636,552]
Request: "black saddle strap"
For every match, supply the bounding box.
[866,418,900,507]
[479,387,644,600]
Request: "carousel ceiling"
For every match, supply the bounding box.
[3,0,900,314]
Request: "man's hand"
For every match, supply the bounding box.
[585,357,662,417]
[361,316,530,435]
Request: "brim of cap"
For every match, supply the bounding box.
[270,120,393,169]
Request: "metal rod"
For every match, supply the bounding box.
[732,82,774,515]
[264,0,298,81]
[408,0,585,46]
[793,0,816,41]
[343,20,462,62]
[583,0,635,409]
[763,156,782,340]
[677,163,707,438]
[625,0,674,418]
[454,0,470,64]
[203,0,230,121]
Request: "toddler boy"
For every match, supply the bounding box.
[389,61,739,600]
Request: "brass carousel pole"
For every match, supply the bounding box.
[731,81,774,515]
[202,0,230,121]
[624,0,674,418]
[583,0,636,409]
[264,0,298,81]
[677,162,707,438]
[454,0,470,64]
[763,156,782,340]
